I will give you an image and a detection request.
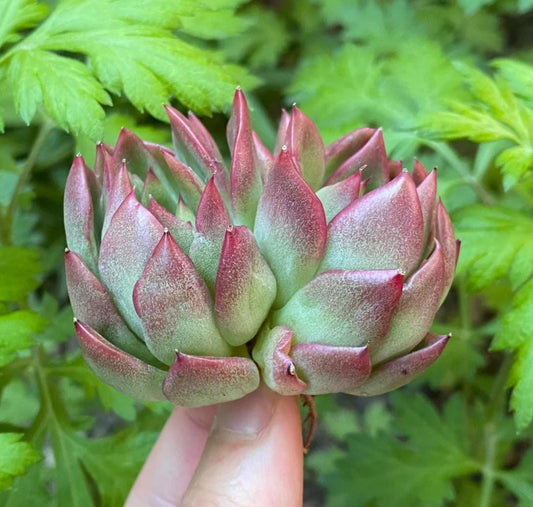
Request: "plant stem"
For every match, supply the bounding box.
[480,421,497,507]
[479,354,513,507]
[1,119,54,245]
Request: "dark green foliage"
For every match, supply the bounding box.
[1,0,533,505]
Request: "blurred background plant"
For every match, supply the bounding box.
[1,0,533,505]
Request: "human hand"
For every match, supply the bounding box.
[125,385,304,506]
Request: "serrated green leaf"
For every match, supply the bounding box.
[1,0,257,139]
[322,393,478,507]
[75,430,157,506]
[289,35,463,155]
[0,433,41,491]
[7,50,111,138]
[493,279,533,429]
[221,5,290,70]
[0,247,42,301]
[0,0,48,50]
[49,424,95,506]
[453,205,533,292]
[493,59,533,103]
[0,310,45,366]
[426,61,533,187]
[509,338,533,430]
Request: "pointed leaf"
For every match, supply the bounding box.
[164,104,228,193]
[274,269,404,349]
[98,191,164,337]
[252,326,307,396]
[349,334,450,396]
[325,129,388,189]
[285,105,325,191]
[195,177,231,240]
[273,109,291,155]
[436,201,458,302]
[162,352,259,406]
[254,148,327,307]
[252,131,273,180]
[65,250,154,361]
[215,226,276,346]
[133,230,230,365]
[374,242,445,363]
[160,150,204,212]
[227,88,262,228]
[102,159,132,238]
[74,320,166,401]
[413,159,430,185]
[141,168,174,212]
[325,127,375,179]
[320,172,424,276]
[316,171,362,223]
[416,169,437,243]
[292,342,371,395]
[64,155,98,272]
[148,197,194,253]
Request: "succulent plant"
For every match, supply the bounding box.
[64,90,459,407]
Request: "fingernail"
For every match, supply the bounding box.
[212,384,276,438]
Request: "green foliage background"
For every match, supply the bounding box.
[1,0,533,505]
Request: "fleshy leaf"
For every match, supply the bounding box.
[64,155,98,272]
[113,128,153,180]
[195,177,231,240]
[164,104,228,193]
[436,201,458,302]
[98,191,164,337]
[227,88,262,228]
[416,168,437,243]
[188,178,232,291]
[102,159,133,238]
[252,131,274,181]
[141,168,175,212]
[413,158,430,185]
[316,171,362,223]
[273,109,291,155]
[285,105,325,191]
[319,172,424,276]
[349,334,450,396]
[274,269,403,348]
[133,230,230,365]
[254,148,327,307]
[162,352,260,406]
[148,197,194,253]
[74,319,166,401]
[215,226,276,346]
[325,128,375,179]
[325,129,388,188]
[291,342,371,395]
[65,250,155,362]
[160,150,204,213]
[252,326,308,396]
[373,242,445,363]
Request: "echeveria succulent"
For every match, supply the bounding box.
[64,90,458,407]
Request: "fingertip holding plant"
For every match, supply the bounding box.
[64,90,458,443]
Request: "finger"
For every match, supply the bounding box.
[126,405,216,506]
[181,385,304,507]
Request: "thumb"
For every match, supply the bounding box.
[181,384,304,506]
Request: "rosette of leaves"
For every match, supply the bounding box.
[64,90,458,406]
